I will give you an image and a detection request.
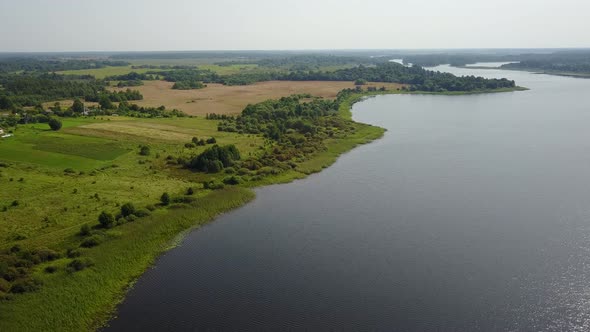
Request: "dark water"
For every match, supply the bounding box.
[106,66,590,331]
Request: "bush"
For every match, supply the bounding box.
[185,143,196,148]
[48,118,62,131]
[139,145,151,156]
[186,187,195,195]
[66,258,95,272]
[63,168,76,174]
[223,176,242,185]
[80,235,101,248]
[98,211,115,228]
[79,224,91,236]
[120,202,136,217]
[206,137,217,144]
[160,192,171,206]
[11,200,19,207]
[126,214,138,222]
[44,266,57,274]
[145,204,156,211]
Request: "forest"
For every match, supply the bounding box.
[0,73,143,108]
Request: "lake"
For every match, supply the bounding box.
[105,66,590,331]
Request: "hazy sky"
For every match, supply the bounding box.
[0,0,588,52]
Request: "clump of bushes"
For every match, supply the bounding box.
[9,278,42,293]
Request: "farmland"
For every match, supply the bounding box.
[110,80,405,116]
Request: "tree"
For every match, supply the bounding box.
[160,192,170,206]
[99,95,113,109]
[71,99,84,113]
[98,211,115,228]
[48,118,62,131]
[0,96,14,110]
[354,78,368,85]
[120,203,136,217]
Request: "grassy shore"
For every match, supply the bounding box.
[0,86,524,331]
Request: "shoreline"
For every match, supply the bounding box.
[0,86,525,332]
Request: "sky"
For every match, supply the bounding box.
[0,0,589,52]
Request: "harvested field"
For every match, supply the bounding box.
[111,80,405,116]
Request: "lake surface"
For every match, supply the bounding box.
[106,66,590,331]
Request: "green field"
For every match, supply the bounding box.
[57,63,260,79]
[0,93,386,331]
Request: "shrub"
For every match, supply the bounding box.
[63,168,76,174]
[160,192,171,206]
[11,200,19,207]
[134,209,151,217]
[120,202,136,217]
[145,204,156,211]
[98,211,115,228]
[66,258,95,272]
[206,137,217,144]
[80,235,101,248]
[184,143,196,148]
[186,187,195,195]
[48,118,62,131]
[79,224,91,236]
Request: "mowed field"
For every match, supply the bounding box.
[111,80,405,116]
